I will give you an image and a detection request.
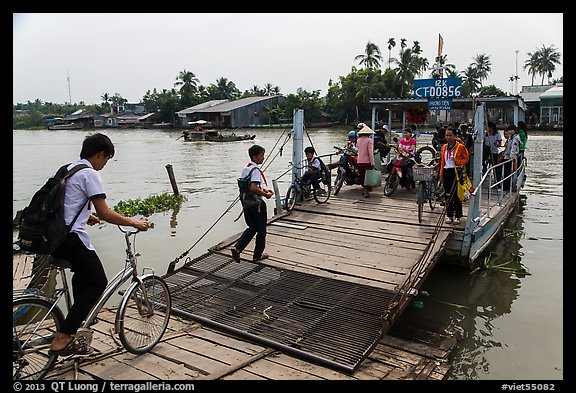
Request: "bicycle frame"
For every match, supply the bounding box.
[79,228,147,333]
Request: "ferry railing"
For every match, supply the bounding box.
[271,152,340,214]
[462,155,526,257]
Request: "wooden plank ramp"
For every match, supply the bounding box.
[44,306,457,380]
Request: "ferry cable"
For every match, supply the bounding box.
[382,179,457,323]
[167,127,294,274]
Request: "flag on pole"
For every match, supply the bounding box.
[438,33,444,58]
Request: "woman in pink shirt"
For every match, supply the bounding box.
[356,125,375,197]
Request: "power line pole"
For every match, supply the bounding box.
[515,50,519,95]
[67,69,72,104]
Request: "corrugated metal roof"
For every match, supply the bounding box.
[539,85,563,99]
[195,96,281,112]
[176,100,229,115]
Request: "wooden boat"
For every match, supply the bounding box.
[182,129,255,142]
[48,122,83,130]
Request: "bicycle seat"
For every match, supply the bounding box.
[48,256,73,269]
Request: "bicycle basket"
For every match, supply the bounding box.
[413,166,435,181]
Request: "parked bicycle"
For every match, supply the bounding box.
[12,226,172,380]
[284,162,331,211]
[413,163,444,223]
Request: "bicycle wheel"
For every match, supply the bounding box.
[13,297,64,380]
[428,180,438,210]
[417,182,425,223]
[285,185,297,211]
[313,181,331,204]
[435,175,445,203]
[415,146,437,166]
[117,275,171,355]
[333,170,344,195]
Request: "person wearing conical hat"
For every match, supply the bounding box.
[356,125,375,197]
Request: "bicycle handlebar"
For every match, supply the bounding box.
[118,225,141,235]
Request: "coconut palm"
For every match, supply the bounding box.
[355,41,383,69]
[460,66,481,95]
[471,53,492,88]
[387,38,396,69]
[523,51,539,86]
[535,45,561,85]
[393,47,420,97]
[174,70,199,97]
[214,77,239,100]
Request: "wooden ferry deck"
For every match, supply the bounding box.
[15,181,512,380]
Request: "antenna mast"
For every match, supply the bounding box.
[67,69,72,104]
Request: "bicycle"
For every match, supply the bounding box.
[413,163,443,223]
[284,162,331,211]
[12,226,172,380]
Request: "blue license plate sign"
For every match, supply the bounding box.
[414,78,462,98]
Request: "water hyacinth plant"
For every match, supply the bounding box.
[113,193,187,218]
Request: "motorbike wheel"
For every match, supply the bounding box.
[313,181,331,204]
[415,146,437,166]
[333,170,344,195]
[384,173,399,196]
[284,185,297,211]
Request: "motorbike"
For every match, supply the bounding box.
[384,138,418,197]
[332,146,360,195]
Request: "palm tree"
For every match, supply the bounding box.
[355,41,383,69]
[214,77,239,100]
[387,38,396,69]
[471,54,492,88]
[523,51,539,86]
[174,70,199,96]
[393,47,420,97]
[460,66,480,95]
[535,44,561,85]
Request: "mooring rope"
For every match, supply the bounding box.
[167,126,294,273]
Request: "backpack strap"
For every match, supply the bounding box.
[63,164,91,230]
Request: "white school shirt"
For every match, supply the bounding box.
[242,161,266,202]
[64,159,106,250]
[443,144,457,169]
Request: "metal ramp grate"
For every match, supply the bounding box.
[163,252,399,373]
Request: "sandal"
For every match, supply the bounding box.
[48,335,93,357]
[253,253,269,262]
[231,248,241,263]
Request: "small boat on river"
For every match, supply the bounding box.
[182,129,256,142]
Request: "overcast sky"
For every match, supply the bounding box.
[13,13,563,105]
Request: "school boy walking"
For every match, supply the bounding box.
[231,145,274,263]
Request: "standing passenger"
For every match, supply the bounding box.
[231,145,274,263]
[439,129,469,225]
[356,124,375,198]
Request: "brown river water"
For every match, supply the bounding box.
[12,128,563,381]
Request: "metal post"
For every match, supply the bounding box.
[292,109,304,183]
[272,179,282,214]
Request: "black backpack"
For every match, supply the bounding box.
[317,157,330,185]
[237,167,261,209]
[18,163,89,254]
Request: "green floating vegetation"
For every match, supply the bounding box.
[481,252,531,276]
[113,193,187,218]
[502,229,538,240]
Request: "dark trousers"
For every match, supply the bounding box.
[51,232,108,335]
[443,168,463,219]
[235,200,267,260]
[357,162,373,191]
[302,171,320,190]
